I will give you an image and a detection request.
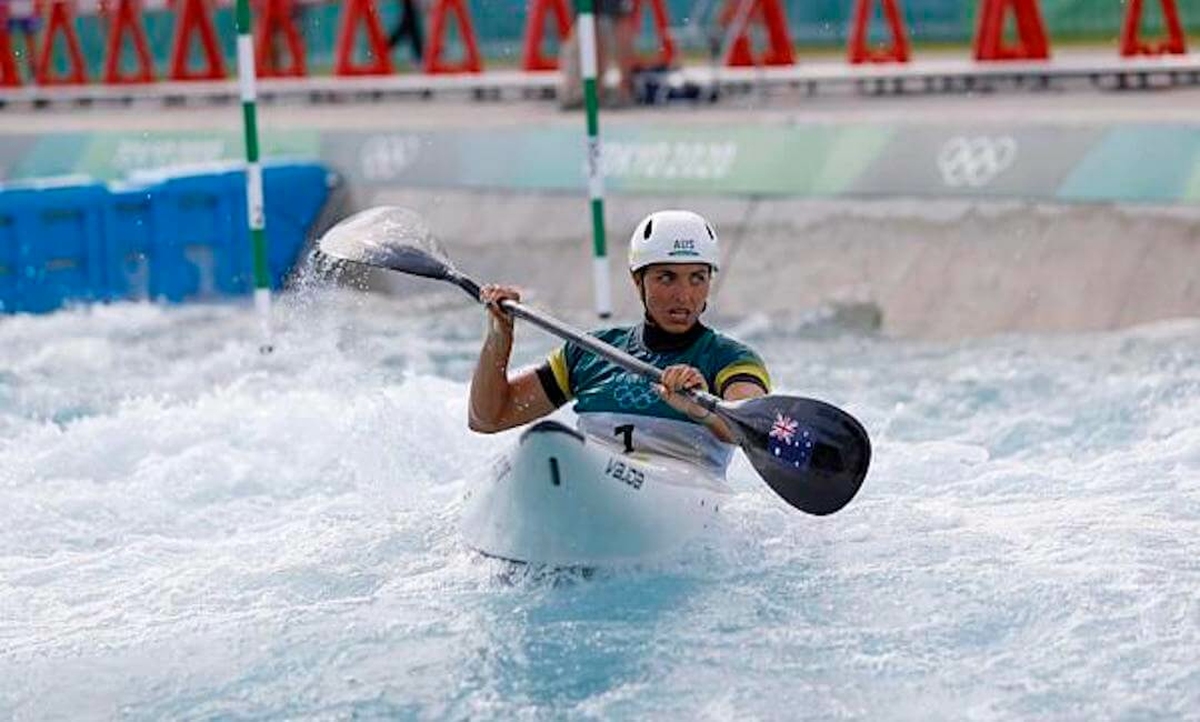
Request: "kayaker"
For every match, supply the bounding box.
[468,210,771,472]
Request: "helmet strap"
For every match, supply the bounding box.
[633,269,648,309]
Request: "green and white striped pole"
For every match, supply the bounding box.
[577,0,612,319]
[235,0,273,352]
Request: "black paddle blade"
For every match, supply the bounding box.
[726,396,871,516]
[318,206,454,280]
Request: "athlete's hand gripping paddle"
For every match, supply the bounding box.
[318,206,872,516]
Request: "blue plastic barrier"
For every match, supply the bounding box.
[140,166,249,301]
[263,163,330,287]
[0,162,332,314]
[0,177,108,314]
[104,183,157,302]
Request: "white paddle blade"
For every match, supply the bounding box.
[318,206,452,278]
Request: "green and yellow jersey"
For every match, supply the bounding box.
[534,322,770,472]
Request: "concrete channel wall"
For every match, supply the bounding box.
[364,188,1200,339]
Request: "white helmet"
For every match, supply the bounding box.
[627,210,720,273]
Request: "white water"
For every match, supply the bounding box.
[2,284,1198,720]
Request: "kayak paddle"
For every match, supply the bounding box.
[318,206,871,516]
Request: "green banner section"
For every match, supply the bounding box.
[1059,127,1200,203]
[3,122,1200,206]
[322,125,899,197]
[605,126,896,196]
[6,131,320,182]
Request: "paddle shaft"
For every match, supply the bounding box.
[451,273,724,415]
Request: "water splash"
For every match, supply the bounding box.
[1,297,1197,720]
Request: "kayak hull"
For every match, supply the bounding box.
[461,420,733,566]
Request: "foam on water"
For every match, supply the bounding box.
[1,285,1198,720]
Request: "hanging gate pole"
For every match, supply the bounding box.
[235,0,274,352]
[577,0,613,319]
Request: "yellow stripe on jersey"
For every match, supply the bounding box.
[547,346,573,400]
[715,361,771,395]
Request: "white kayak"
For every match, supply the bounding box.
[461,419,734,567]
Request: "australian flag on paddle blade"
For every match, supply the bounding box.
[768,413,814,469]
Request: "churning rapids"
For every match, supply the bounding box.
[2,281,1197,720]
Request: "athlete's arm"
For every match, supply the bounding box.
[655,365,729,443]
[703,378,766,443]
[468,285,558,433]
[723,380,767,402]
[658,365,768,444]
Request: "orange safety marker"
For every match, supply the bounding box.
[973,0,1050,61]
[0,3,22,86]
[255,0,306,77]
[521,0,570,71]
[719,0,795,67]
[168,0,227,80]
[1120,0,1187,56]
[848,0,911,64]
[625,0,676,69]
[333,0,392,75]
[423,0,482,74]
[102,0,155,83]
[34,0,88,84]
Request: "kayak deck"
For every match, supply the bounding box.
[461,420,733,567]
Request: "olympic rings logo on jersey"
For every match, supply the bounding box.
[936,136,1017,188]
[609,374,662,410]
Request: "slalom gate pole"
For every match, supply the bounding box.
[577,0,613,319]
[235,0,273,352]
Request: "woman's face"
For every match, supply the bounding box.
[635,263,712,333]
